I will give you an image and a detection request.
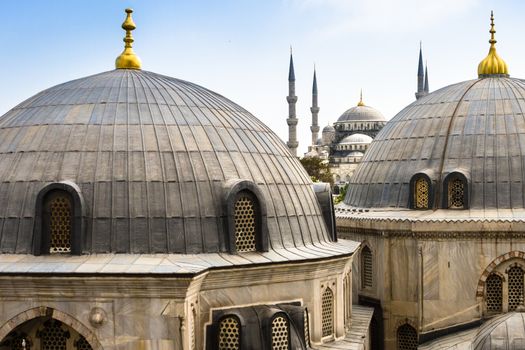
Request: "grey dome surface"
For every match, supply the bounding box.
[322,125,335,133]
[339,133,373,144]
[336,105,385,122]
[345,77,525,210]
[0,69,333,254]
[473,312,525,350]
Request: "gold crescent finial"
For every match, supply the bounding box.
[477,11,508,77]
[357,89,365,106]
[115,8,142,70]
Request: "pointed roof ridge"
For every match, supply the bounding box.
[417,41,424,77]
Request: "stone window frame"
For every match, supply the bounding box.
[479,257,525,316]
[320,284,335,340]
[269,312,291,350]
[33,181,85,255]
[223,180,268,254]
[442,172,469,209]
[409,173,433,210]
[217,314,241,350]
[361,244,373,290]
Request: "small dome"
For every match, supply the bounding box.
[322,125,335,133]
[337,105,385,122]
[473,312,525,349]
[304,150,319,158]
[346,151,364,157]
[339,133,373,145]
[316,138,323,145]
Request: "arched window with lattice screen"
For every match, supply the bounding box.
[44,191,73,254]
[37,319,70,350]
[508,265,524,311]
[444,173,468,209]
[362,246,373,289]
[414,177,429,209]
[234,192,257,253]
[397,323,417,350]
[74,335,93,350]
[218,316,240,350]
[485,273,503,313]
[321,287,334,338]
[271,314,289,350]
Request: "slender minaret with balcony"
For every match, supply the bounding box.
[310,67,320,146]
[286,49,299,156]
[424,63,429,94]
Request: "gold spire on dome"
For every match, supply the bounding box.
[477,11,508,77]
[357,89,365,106]
[115,8,142,70]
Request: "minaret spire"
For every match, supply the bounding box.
[286,48,299,156]
[424,62,429,93]
[310,66,320,147]
[415,42,428,100]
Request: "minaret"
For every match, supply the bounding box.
[286,49,299,156]
[310,67,320,146]
[424,63,429,94]
[415,42,426,100]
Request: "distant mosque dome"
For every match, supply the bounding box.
[321,124,336,145]
[339,133,373,145]
[322,124,335,133]
[337,105,385,122]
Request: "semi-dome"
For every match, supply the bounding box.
[339,133,373,145]
[0,69,335,254]
[337,105,385,122]
[473,312,525,349]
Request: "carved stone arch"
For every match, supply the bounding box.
[393,318,417,337]
[505,262,525,273]
[33,181,86,255]
[0,306,103,350]
[476,251,525,298]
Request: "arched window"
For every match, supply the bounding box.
[508,266,524,311]
[444,172,468,209]
[74,335,93,350]
[397,323,417,350]
[234,192,257,252]
[218,316,240,350]
[224,181,268,254]
[362,246,373,289]
[409,174,432,210]
[321,287,334,338]
[34,182,84,255]
[44,191,73,254]
[485,273,503,313]
[271,315,289,350]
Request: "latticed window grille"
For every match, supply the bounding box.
[49,194,72,253]
[397,324,418,350]
[448,178,465,209]
[321,287,334,337]
[74,336,93,350]
[508,266,524,311]
[485,273,503,312]
[271,315,289,350]
[414,178,429,209]
[7,333,30,350]
[37,320,69,350]
[218,317,240,350]
[362,246,373,289]
[234,194,256,252]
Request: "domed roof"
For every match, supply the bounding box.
[339,133,373,144]
[473,312,525,349]
[336,105,385,123]
[344,77,525,210]
[0,69,335,254]
[346,151,364,157]
[322,124,335,133]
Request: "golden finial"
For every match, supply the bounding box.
[357,89,365,106]
[115,8,142,70]
[477,11,508,77]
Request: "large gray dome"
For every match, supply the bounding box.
[336,105,385,122]
[0,69,333,254]
[345,77,525,209]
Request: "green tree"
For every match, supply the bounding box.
[299,157,333,185]
[334,183,348,204]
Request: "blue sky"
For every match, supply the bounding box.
[0,0,523,154]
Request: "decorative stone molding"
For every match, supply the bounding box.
[89,307,107,328]
[0,307,102,350]
[476,251,525,298]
